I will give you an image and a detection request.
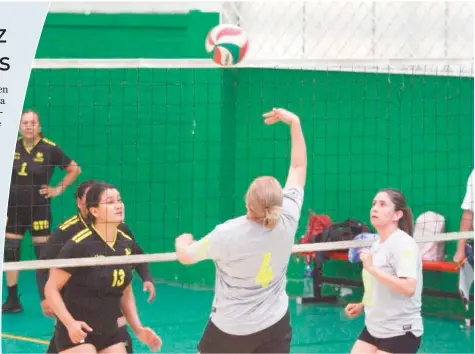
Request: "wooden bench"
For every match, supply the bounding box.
[296,250,470,305]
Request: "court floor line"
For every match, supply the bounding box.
[1,333,49,345]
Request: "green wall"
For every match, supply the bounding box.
[20,13,474,313]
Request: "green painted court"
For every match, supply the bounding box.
[2,271,473,353]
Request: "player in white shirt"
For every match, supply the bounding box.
[454,169,474,264]
[175,108,307,353]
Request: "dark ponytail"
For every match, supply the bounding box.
[380,188,414,237]
[398,206,414,236]
[75,180,103,199]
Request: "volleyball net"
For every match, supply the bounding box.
[8,58,475,277]
[3,230,474,271]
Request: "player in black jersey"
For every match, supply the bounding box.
[3,110,81,314]
[37,180,156,353]
[45,183,161,353]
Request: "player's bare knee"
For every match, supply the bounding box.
[351,340,378,354]
[33,235,50,244]
[5,232,23,240]
[59,343,96,354]
[99,343,127,354]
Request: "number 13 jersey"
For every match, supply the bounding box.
[56,225,136,330]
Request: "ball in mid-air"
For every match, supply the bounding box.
[205,24,249,66]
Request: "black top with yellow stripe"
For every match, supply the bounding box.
[56,224,136,328]
[11,137,72,189]
[36,212,152,300]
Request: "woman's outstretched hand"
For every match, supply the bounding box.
[262,108,300,126]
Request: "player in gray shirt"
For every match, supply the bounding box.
[175,107,307,353]
[345,188,423,354]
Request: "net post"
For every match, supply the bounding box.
[296,254,338,305]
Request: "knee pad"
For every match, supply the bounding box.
[4,238,21,263]
[34,243,45,259]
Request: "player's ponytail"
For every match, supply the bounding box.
[263,206,281,229]
[399,206,414,237]
[245,176,283,230]
[75,180,101,200]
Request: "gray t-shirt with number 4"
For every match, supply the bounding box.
[362,229,423,338]
[186,186,304,335]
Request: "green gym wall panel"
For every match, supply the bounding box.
[19,13,474,315]
[35,11,217,59]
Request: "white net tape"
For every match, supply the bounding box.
[4,231,473,272]
[32,58,474,77]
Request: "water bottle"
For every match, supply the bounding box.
[303,264,313,297]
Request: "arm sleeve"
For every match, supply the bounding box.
[281,186,305,222]
[461,170,474,212]
[185,225,228,263]
[51,145,73,170]
[390,238,419,280]
[56,240,86,275]
[132,240,152,282]
[36,229,70,300]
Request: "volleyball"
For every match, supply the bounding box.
[205,24,249,66]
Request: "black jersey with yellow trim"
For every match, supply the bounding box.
[42,213,141,262]
[11,137,72,189]
[36,212,89,300]
[40,212,88,261]
[56,225,136,327]
[36,212,152,300]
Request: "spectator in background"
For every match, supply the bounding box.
[454,170,474,264]
[455,170,474,328]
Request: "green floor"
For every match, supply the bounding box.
[2,272,474,353]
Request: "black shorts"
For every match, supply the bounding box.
[6,189,51,237]
[54,321,128,352]
[198,310,292,353]
[46,332,56,354]
[358,326,422,354]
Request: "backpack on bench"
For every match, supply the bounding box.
[311,218,371,244]
[295,211,333,263]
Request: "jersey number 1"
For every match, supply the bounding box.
[112,269,125,287]
[256,252,273,287]
[18,162,28,176]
